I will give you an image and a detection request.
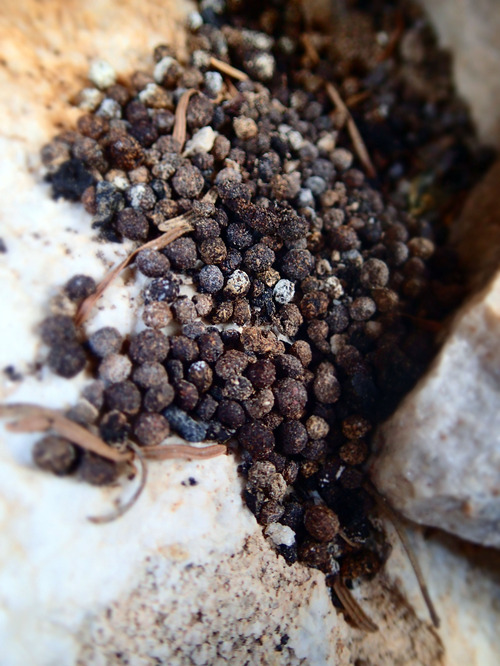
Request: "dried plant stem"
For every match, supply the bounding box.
[141,443,227,460]
[377,10,405,62]
[224,76,240,99]
[367,481,440,628]
[325,81,377,179]
[88,444,147,524]
[333,578,379,632]
[209,56,248,81]
[0,404,132,463]
[75,214,194,327]
[173,88,197,151]
[301,33,320,67]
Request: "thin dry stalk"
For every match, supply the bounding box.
[173,88,197,151]
[325,81,377,179]
[88,444,148,524]
[301,33,321,67]
[209,56,248,81]
[0,404,132,463]
[224,76,240,99]
[345,90,371,109]
[141,443,227,460]
[377,10,405,62]
[367,481,440,628]
[333,578,379,632]
[75,213,195,327]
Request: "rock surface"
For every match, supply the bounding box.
[1,0,500,664]
[371,271,500,547]
[419,0,500,145]
[450,159,500,291]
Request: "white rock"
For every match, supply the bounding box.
[371,271,500,547]
[241,29,274,52]
[183,126,217,156]
[204,70,223,95]
[96,97,122,119]
[77,87,104,111]
[265,522,296,547]
[88,60,116,89]
[251,53,275,81]
[224,269,250,297]
[187,10,203,30]
[273,279,295,304]
[153,55,176,84]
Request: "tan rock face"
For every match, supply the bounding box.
[371,272,500,547]
[1,0,500,664]
[419,0,500,146]
[451,159,500,292]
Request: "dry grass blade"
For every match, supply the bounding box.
[224,76,240,99]
[209,56,248,81]
[141,443,227,460]
[75,213,195,327]
[301,33,320,67]
[173,88,197,151]
[367,481,440,628]
[333,578,379,632]
[345,90,371,109]
[0,403,132,463]
[325,81,377,179]
[88,444,147,524]
[377,10,405,62]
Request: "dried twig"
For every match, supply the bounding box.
[88,444,147,524]
[377,10,405,62]
[366,481,440,628]
[75,213,195,327]
[333,578,379,632]
[224,76,240,99]
[209,56,248,81]
[301,33,320,67]
[399,313,443,333]
[345,90,371,109]
[0,404,132,463]
[173,88,197,151]
[141,443,227,460]
[325,81,377,179]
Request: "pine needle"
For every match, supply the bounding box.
[325,81,377,179]
[333,578,379,632]
[75,213,195,327]
[209,56,248,81]
[0,403,132,463]
[301,33,320,67]
[173,88,197,151]
[366,481,440,628]
[141,443,227,460]
[87,443,147,524]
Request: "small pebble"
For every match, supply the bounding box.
[32,436,77,476]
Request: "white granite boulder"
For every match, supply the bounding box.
[371,271,500,547]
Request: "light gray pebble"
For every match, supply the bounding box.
[305,176,326,196]
[273,279,295,304]
[89,60,116,89]
[99,354,132,385]
[297,188,314,208]
[204,71,223,96]
[96,98,122,119]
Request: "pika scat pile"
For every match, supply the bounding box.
[26,0,489,618]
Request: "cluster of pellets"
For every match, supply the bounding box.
[35,0,488,591]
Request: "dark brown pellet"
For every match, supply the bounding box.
[32,436,77,476]
[105,380,142,414]
[134,412,170,446]
[304,505,340,542]
[129,329,169,364]
[79,452,118,486]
